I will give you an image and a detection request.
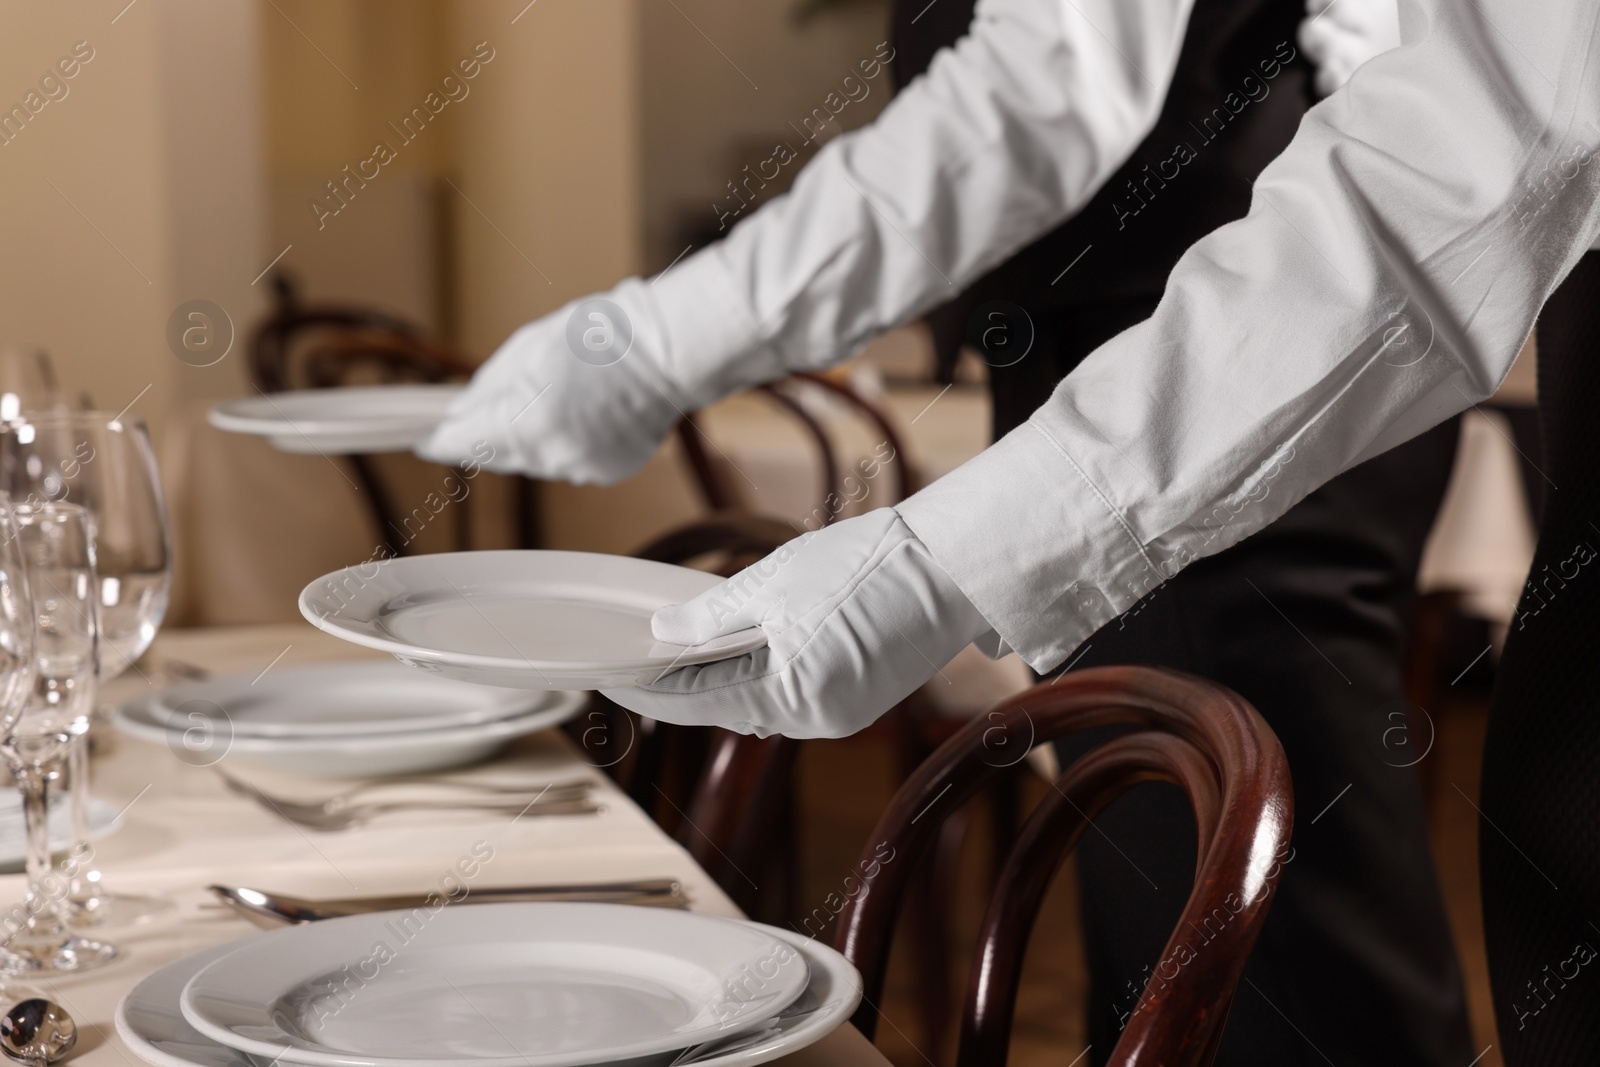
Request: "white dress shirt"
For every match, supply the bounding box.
[648,0,1399,405]
[649,0,1600,675]
[898,0,1600,671]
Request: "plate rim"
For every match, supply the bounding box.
[207,385,463,438]
[176,903,811,1067]
[298,551,766,677]
[116,925,859,1067]
[112,690,583,755]
[147,662,550,739]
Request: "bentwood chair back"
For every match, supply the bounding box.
[677,370,915,521]
[837,666,1294,1067]
[247,275,540,552]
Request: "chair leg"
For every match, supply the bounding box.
[513,476,542,549]
[904,804,965,1058]
[887,698,967,1057]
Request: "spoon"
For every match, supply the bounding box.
[0,999,76,1066]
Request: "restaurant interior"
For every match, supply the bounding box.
[0,1,1552,1065]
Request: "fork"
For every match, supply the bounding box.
[244,794,601,832]
[216,770,599,830]
[216,768,594,814]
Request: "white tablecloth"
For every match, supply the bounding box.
[12,624,887,1067]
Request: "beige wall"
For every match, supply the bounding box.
[639,0,891,269]
[1,0,902,619]
[444,0,646,357]
[262,0,453,328]
[0,0,264,435]
[251,0,893,352]
[258,0,649,356]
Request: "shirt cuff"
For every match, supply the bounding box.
[644,245,787,406]
[897,419,1162,674]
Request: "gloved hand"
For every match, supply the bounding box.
[602,508,996,739]
[417,279,684,483]
[1298,0,1401,97]
[417,272,769,484]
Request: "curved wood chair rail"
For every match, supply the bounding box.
[674,387,837,519]
[786,370,913,504]
[634,512,802,572]
[675,370,915,520]
[835,665,1294,1067]
[246,275,540,551]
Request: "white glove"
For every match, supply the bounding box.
[417,271,777,484]
[416,280,682,483]
[602,508,994,739]
[1298,0,1400,97]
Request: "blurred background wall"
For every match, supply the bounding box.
[0,0,892,431]
[0,0,266,433]
[0,0,902,619]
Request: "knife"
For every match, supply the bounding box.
[210,878,690,927]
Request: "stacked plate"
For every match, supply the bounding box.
[116,902,862,1067]
[112,662,584,777]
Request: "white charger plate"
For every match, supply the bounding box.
[178,903,810,1067]
[112,690,583,777]
[148,663,549,739]
[207,386,462,455]
[299,551,766,691]
[118,925,859,1067]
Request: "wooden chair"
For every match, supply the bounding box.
[247,275,541,552]
[837,666,1294,1067]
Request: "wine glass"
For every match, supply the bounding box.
[0,413,173,927]
[0,502,115,973]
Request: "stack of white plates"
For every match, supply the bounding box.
[116,902,862,1067]
[112,662,584,777]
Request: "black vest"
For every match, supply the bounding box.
[892,0,1311,309]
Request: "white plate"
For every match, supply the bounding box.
[0,792,121,873]
[118,926,858,1067]
[149,663,549,739]
[178,903,810,1067]
[207,386,462,455]
[112,691,583,777]
[299,551,766,691]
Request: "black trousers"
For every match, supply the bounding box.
[1481,250,1600,1063]
[1000,297,1477,1065]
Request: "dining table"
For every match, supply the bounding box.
[11,622,891,1067]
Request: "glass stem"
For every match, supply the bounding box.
[14,760,67,950]
[66,731,94,906]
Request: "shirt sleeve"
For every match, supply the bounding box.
[644,0,1197,405]
[899,0,1600,672]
